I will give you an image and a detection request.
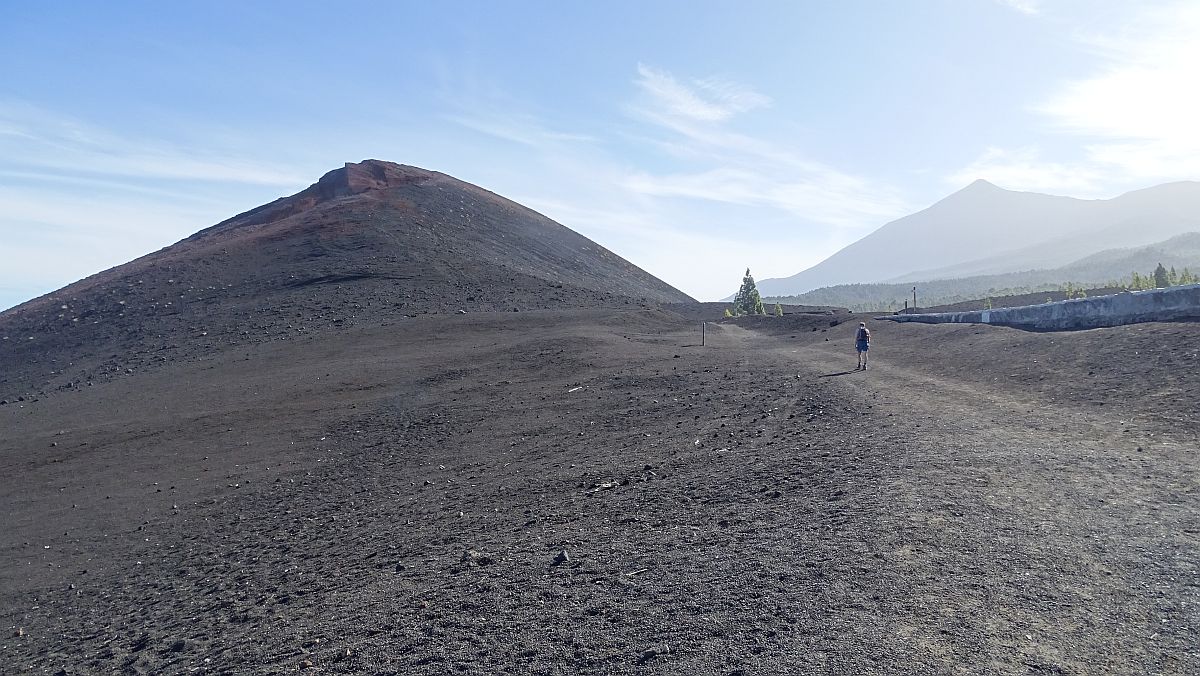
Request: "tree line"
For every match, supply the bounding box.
[1128,263,1197,290]
[761,263,1197,313]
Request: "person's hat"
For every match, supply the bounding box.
[859,322,866,327]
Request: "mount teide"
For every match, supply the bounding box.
[0,160,692,395]
[755,179,1200,297]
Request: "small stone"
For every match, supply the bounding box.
[462,549,495,566]
[15,626,25,637]
[299,658,314,669]
[552,549,569,566]
[638,644,670,664]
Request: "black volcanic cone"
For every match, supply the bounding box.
[0,160,693,396]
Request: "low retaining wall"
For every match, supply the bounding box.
[879,284,1200,331]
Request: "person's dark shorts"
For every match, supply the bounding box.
[856,339,869,352]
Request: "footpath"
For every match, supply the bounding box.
[768,330,1199,674]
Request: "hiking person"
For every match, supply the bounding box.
[855,322,871,370]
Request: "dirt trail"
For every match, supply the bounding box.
[762,329,1200,674]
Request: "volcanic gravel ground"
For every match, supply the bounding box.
[2,309,1198,674]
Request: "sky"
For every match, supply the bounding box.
[2,0,1199,309]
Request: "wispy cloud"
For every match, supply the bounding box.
[588,64,913,294]
[626,64,911,231]
[951,2,1200,195]
[0,101,309,187]
[1039,3,1200,179]
[633,63,771,122]
[624,167,907,230]
[446,113,596,147]
[518,195,829,303]
[435,63,913,298]
[993,0,1041,16]
[946,146,1106,195]
[0,102,316,310]
[0,184,232,311]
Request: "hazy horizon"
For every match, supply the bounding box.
[3,0,1199,310]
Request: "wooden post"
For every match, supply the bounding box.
[701,321,705,346]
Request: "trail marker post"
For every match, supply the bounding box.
[701,322,705,346]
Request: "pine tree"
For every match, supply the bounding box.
[1169,266,1179,286]
[1181,268,1196,285]
[723,308,733,318]
[1154,262,1169,288]
[732,268,766,316]
[774,302,783,317]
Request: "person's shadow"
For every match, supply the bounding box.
[819,369,860,378]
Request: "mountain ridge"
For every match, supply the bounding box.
[0,159,693,396]
[766,231,1200,311]
[754,179,1200,297]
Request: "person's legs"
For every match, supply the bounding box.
[862,346,868,369]
[856,347,864,369]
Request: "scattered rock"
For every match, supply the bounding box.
[637,644,670,664]
[15,626,25,637]
[589,480,618,493]
[461,549,495,566]
[552,549,569,566]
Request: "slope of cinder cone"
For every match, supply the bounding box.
[0,160,693,396]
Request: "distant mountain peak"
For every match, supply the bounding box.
[933,178,1007,206]
[963,178,1001,191]
[753,177,1200,297]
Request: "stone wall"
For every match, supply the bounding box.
[879,284,1200,331]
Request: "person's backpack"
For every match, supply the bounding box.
[857,327,870,342]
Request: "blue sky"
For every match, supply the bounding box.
[2,0,1198,308]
